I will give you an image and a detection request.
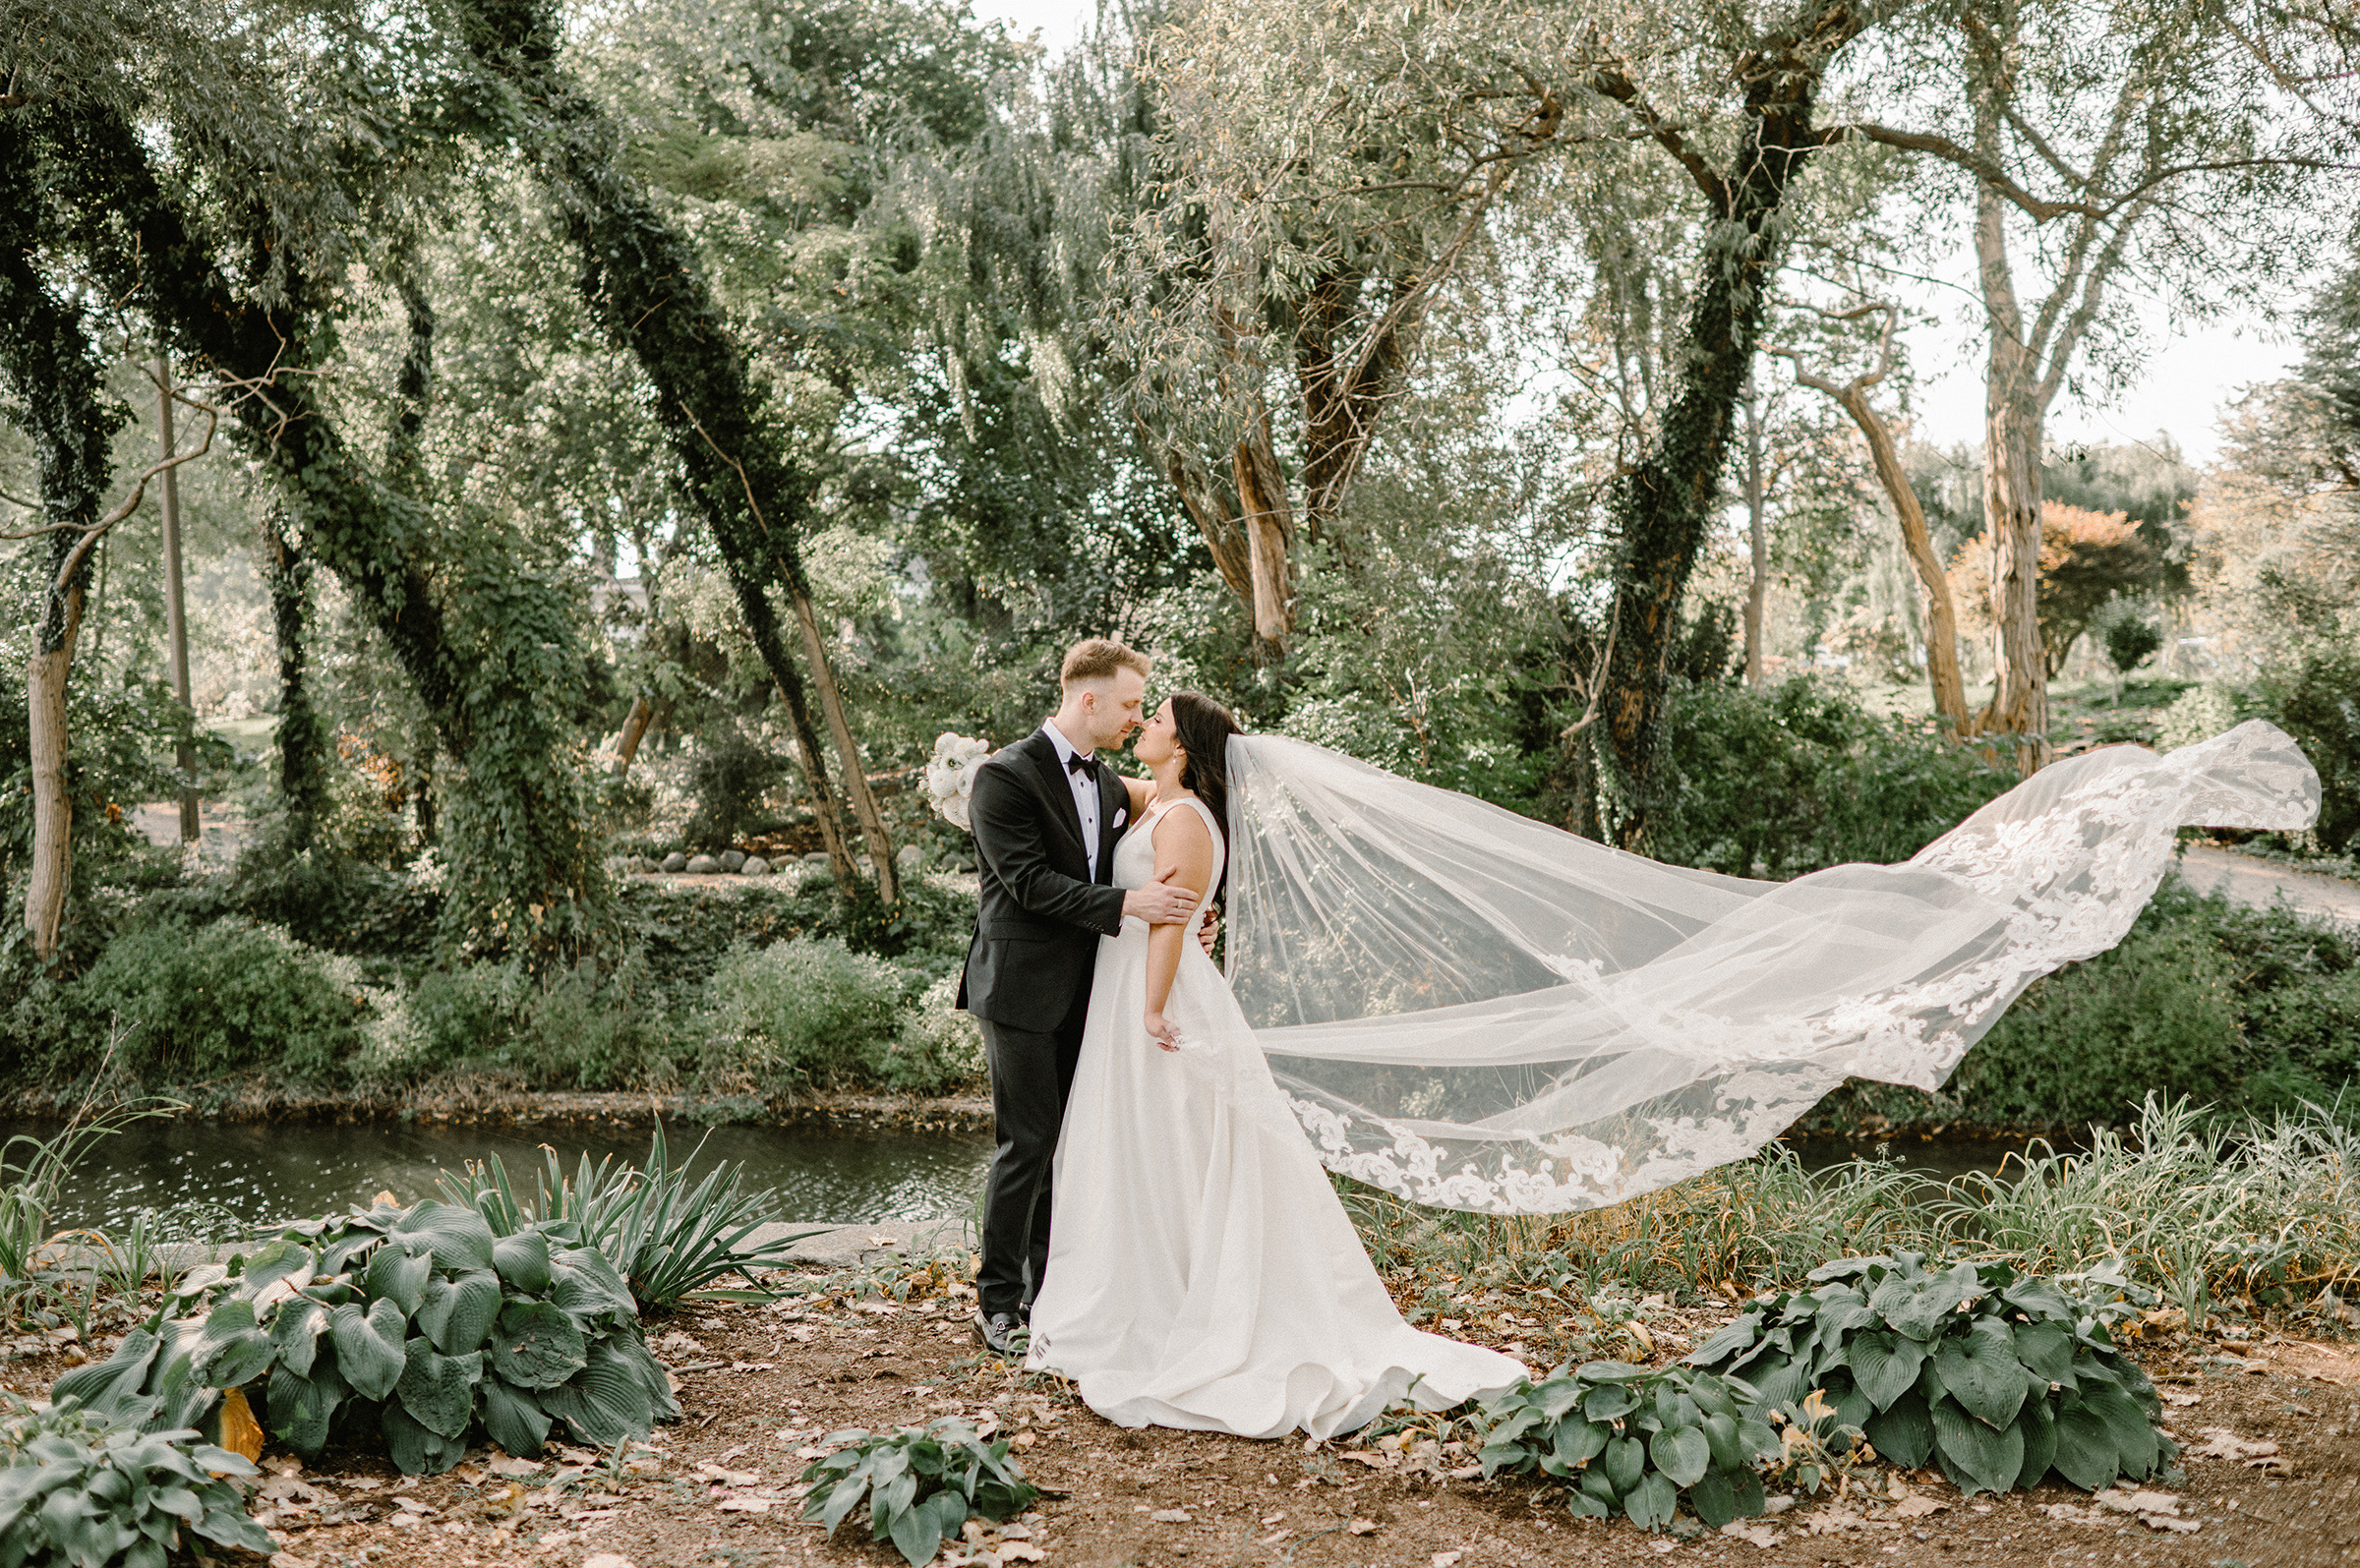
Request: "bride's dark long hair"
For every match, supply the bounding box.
[1170,691,1243,899]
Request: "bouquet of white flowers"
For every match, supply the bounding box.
[923,731,993,830]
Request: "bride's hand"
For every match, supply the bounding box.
[1144,1011,1184,1052]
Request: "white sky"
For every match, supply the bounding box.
[973,0,2306,470]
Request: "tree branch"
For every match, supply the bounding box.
[1588,68,1732,212]
[1822,122,2095,221]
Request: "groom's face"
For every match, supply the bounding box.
[1079,668,1148,751]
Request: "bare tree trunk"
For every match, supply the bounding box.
[611,693,671,781]
[155,357,199,843]
[737,585,858,890]
[1838,386,1974,739]
[1230,418,1294,645]
[786,586,899,901]
[1153,433,1255,605]
[1742,381,1768,689]
[1974,173,2050,773]
[26,582,83,959]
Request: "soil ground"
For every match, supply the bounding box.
[7,1266,2352,1568]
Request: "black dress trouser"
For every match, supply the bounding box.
[974,995,1089,1320]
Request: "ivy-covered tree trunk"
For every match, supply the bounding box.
[261,509,329,849]
[452,0,896,900]
[39,102,605,960]
[1591,38,1851,848]
[0,115,124,961]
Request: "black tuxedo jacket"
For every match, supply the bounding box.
[955,727,1130,1031]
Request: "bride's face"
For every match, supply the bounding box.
[1134,699,1183,769]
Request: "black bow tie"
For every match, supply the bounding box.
[1065,751,1099,783]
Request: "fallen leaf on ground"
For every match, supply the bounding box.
[2192,1427,2287,1469]
[695,1463,762,1486]
[1431,1552,1463,1568]
[1719,1522,1780,1547]
[1348,1519,1380,1536]
[1339,1451,1391,1469]
[2162,1389,2202,1407]
[486,1454,543,1478]
[582,1556,636,1568]
[1150,1509,1192,1524]
[1892,1495,1946,1520]
[1804,1508,1864,1535]
[717,1496,775,1513]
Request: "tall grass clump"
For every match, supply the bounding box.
[1343,1098,2360,1327]
[1944,1095,2360,1327]
[1342,1146,1939,1300]
[441,1124,822,1312]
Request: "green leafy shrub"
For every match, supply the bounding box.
[699,935,914,1090]
[1470,1361,1781,1531]
[2260,644,2360,854]
[404,957,666,1089]
[52,1196,677,1474]
[81,919,363,1084]
[1687,1253,2175,1497]
[800,1417,1039,1567]
[0,1394,273,1567]
[682,733,792,851]
[877,973,986,1094]
[2155,680,2257,752]
[2095,600,2165,681]
[1650,677,2018,878]
[441,1125,823,1312]
[1806,878,2360,1132]
[1952,911,2246,1125]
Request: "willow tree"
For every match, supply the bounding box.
[1103,0,1584,649]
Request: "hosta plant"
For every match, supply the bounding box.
[800,1418,1040,1566]
[0,1394,274,1568]
[1470,1362,1783,1531]
[1687,1252,2175,1496]
[50,1196,678,1475]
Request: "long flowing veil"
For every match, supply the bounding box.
[1222,721,2321,1214]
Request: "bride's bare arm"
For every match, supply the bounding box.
[1121,773,1155,819]
[1143,804,1215,1051]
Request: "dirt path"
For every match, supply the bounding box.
[11,1275,2340,1568]
[2179,843,2360,925]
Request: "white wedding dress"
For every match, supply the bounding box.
[1024,795,1526,1438]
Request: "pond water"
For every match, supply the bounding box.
[9,1114,2053,1238]
[10,1117,995,1236]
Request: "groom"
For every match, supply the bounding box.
[957,638,1202,1355]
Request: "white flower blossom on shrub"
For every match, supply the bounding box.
[923,732,992,831]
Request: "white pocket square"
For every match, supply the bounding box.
[1112,807,1128,828]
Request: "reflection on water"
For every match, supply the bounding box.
[7,1113,2043,1238]
[10,1116,994,1234]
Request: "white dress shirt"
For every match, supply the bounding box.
[1041,721,1103,879]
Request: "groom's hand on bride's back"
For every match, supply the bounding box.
[1122,866,1200,926]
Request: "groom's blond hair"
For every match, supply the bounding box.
[1060,638,1151,689]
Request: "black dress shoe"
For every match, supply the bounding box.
[972,1309,1026,1358]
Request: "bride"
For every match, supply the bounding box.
[1022,692,1526,1437]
